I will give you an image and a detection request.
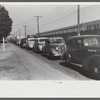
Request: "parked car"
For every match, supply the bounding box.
[42,37,66,59]
[62,35,100,79]
[20,38,27,48]
[25,37,35,49]
[33,37,47,52]
[16,39,21,45]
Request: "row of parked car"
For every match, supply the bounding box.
[20,36,66,59]
[11,35,100,80]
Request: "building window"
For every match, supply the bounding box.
[96,24,99,29]
[87,25,91,30]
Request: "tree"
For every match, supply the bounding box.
[0,5,13,39]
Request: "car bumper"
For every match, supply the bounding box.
[53,52,63,57]
[38,45,43,51]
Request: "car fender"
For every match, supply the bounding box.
[62,51,67,60]
[83,55,100,70]
[50,48,56,55]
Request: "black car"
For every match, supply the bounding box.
[62,35,100,79]
[42,37,66,59]
[20,38,27,48]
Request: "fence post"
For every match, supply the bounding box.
[3,37,5,52]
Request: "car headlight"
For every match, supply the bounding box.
[39,44,43,48]
[52,49,56,54]
[55,47,59,51]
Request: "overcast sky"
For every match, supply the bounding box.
[1,3,100,37]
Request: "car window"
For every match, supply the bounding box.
[50,39,64,44]
[67,40,71,47]
[28,39,35,41]
[76,39,82,48]
[46,40,50,44]
[84,37,100,47]
[39,39,47,42]
[35,40,38,42]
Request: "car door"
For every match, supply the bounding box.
[71,38,84,64]
[34,39,37,50]
[45,39,50,53]
[81,37,100,63]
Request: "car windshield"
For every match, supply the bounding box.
[84,37,100,47]
[28,39,35,41]
[39,39,47,42]
[50,39,64,44]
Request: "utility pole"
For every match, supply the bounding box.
[19,29,21,44]
[34,16,42,36]
[77,5,80,36]
[23,25,27,38]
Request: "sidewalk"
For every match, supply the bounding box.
[0,43,13,60]
[0,43,30,80]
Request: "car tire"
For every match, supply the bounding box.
[43,48,46,55]
[89,60,100,80]
[65,52,71,65]
[22,43,24,48]
[83,55,100,80]
[49,52,54,60]
[33,46,35,52]
[37,47,40,53]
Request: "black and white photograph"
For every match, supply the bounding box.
[1,3,100,80]
[1,2,100,98]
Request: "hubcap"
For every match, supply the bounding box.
[94,67,98,74]
[68,53,71,58]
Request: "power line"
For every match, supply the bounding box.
[40,10,77,26]
[40,5,97,27]
[12,5,98,35]
[40,6,75,24]
[13,18,35,28]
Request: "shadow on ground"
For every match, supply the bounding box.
[59,61,97,80]
[41,54,61,60]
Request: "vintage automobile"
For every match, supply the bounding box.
[33,37,47,52]
[62,35,100,79]
[16,39,21,45]
[20,38,27,48]
[42,37,66,59]
[25,37,35,49]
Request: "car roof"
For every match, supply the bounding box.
[67,35,100,41]
[36,37,47,40]
[48,37,63,40]
[27,37,35,40]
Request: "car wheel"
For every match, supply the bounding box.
[43,48,46,55]
[65,52,71,65]
[49,52,54,60]
[89,60,100,80]
[37,47,40,53]
[33,46,35,52]
[22,43,24,48]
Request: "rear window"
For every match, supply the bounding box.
[39,39,47,42]
[50,39,64,44]
[84,37,100,47]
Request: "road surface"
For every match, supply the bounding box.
[0,43,91,80]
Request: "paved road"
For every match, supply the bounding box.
[0,43,91,80]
